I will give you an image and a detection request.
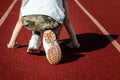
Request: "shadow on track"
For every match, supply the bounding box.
[60,33,119,64]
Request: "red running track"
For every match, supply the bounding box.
[0,0,120,80]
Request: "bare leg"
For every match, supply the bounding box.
[63,0,80,48]
[64,18,80,48]
[7,20,23,48]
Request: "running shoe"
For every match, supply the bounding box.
[27,34,41,53]
[43,30,62,65]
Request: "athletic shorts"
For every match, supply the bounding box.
[22,15,62,39]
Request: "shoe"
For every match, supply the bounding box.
[43,30,62,65]
[27,34,41,53]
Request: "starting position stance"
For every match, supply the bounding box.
[7,0,80,64]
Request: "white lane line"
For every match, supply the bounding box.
[0,0,17,27]
[74,0,120,52]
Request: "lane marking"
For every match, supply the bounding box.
[0,0,17,27]
[74,0,120,52]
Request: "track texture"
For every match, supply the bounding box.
[0,0,120,80]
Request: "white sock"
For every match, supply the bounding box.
[31,34,39,41]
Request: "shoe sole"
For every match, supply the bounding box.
[43,30,62,65]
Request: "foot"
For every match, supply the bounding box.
[27,34,41,53]
[67,41,80,48]
[7,42,20,48]
[43,30,62,65]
